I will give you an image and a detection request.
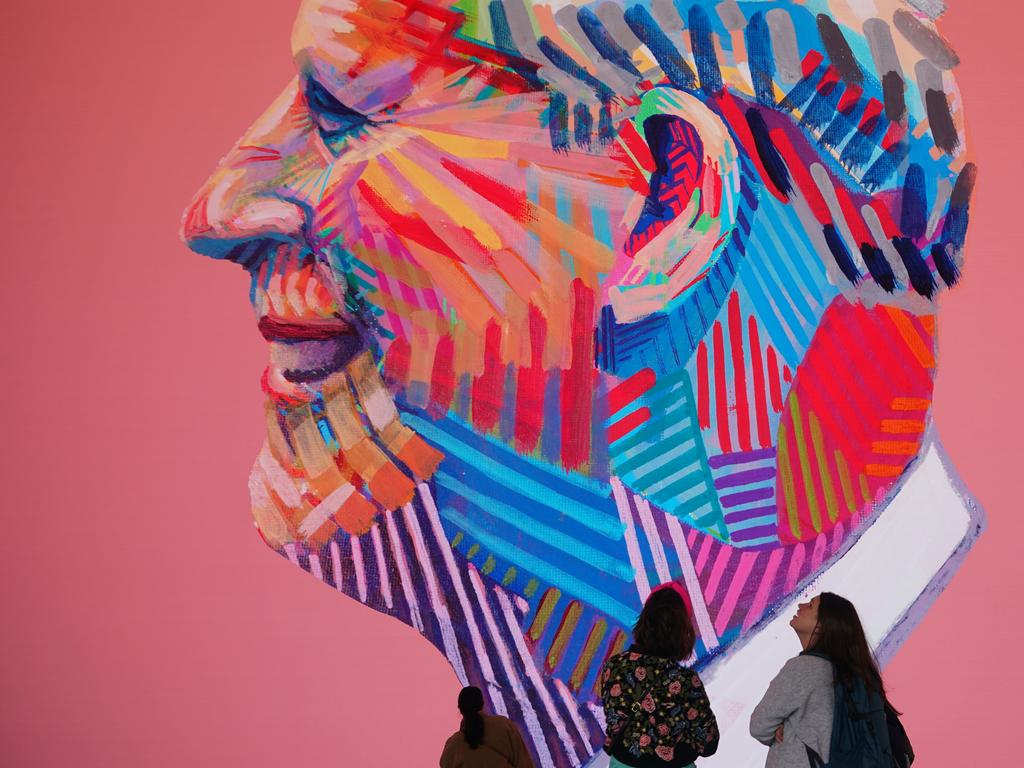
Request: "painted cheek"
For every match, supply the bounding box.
[309,168,373,253]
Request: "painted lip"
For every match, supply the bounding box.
[258,315,357,342]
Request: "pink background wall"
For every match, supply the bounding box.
[1,1,1015,764]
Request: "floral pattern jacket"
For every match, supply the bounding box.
[600,648,720,768]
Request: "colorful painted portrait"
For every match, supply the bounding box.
[182,0,982,764]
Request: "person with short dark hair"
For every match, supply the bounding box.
[600,583,719,768]
[749,592,900,768]
[440,686,536,768]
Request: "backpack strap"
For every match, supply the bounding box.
[800,651,870,720]
[805,744,825,768]
[884,701,915,767]
[841,683,870,720]
[800,650,830,662]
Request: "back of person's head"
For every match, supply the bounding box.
[632,586,696,661]
[810,592,885,695]
[457,686,486,749]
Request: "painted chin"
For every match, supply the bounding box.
[265,334,365,400]
[272,336,364,382]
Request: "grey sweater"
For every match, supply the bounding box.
[749,654,834,768]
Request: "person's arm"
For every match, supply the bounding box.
[676,669,720,757]
[439,735,457,768]
[599,660,630,753]
[749,658,806,745]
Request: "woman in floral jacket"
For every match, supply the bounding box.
[600,583,720,768]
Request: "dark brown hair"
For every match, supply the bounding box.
[809,592,885,696]
[457,686,485,748]
[632,587,696,661]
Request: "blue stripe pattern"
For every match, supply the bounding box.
[607,367,727,539]
[709,448,779,547]
[734,194,837,368]
[399,409,646,627]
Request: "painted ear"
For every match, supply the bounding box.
[610,89,742,324]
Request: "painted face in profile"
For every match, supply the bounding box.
[183,0,976,764]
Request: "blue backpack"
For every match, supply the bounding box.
[802,652,908,768]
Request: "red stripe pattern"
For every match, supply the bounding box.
[775,297,936,543]
[694,292,786,454]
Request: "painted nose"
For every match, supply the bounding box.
[179,78,316,267]
[181,183,308,265]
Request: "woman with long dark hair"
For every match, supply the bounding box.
[439,685,535,768]
[600,583,719,768]
[749,592,899,767]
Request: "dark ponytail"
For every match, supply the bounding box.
[457,686,485,749]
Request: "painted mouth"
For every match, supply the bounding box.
[258,315,356,342]
[261,315,364,384]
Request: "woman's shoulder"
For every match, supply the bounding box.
[442,730,465,751]
[674,662,705,680]
[609,648,644,663]
[483,714,519,732]
[601,649,640,675]
[781,652,834,679]
[793,651,833,667]
[613,648,686,666]
[664,662,709,695]
[605,649,676,676]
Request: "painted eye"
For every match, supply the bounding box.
[305,77,368,142]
